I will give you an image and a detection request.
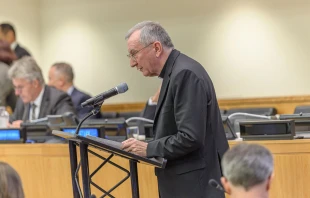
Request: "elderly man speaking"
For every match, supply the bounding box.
[122,21,229,198]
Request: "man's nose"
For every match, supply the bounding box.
[130,58,137,68]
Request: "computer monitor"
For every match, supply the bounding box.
[20,113,79,143]
[0,128,25,143]
[61,126,105,138]
[239,120,295,140]
[83,118,127,141]
[278,114,310,133]
[20,123,53,143]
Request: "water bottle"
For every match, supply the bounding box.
[0,106,9,128]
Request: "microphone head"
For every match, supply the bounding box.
[116,82,129,94]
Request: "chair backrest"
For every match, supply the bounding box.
[226,107,277,116]
[294,106,310,114]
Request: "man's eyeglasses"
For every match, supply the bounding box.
[127,43,154,60]
[13,81,33,92]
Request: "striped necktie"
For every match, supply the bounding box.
[31,103,37,120]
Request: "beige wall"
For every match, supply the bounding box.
[0,0,41,63]
[3,0,310,102]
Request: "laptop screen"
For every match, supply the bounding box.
[62,128,99,137]
[0,129,21,141]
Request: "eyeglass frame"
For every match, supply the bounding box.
[13,80,34,92]
[127,42,154,61]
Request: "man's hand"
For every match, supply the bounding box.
[8,120,23,128]
[122,138,148,157]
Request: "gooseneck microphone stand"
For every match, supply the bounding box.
[74,105,101,135]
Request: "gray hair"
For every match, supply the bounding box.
[125,21,174,49]
[51,62,74,83]
[221,143,273,191]
[8,56,44,85]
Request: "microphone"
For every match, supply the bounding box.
[209,179,225,192]
[90,195,96,198]
[81,83,128,107]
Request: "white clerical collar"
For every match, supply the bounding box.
[10,41,17,50]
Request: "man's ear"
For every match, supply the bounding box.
[154,41,163,58]
[58,75,66,87]
[266,172,275,191]
[221,177,231,194]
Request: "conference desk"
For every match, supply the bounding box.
[1,139,310,198]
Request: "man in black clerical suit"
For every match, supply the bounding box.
[8,57,76,127]
[122,21,229,198]
[0,23,31,59]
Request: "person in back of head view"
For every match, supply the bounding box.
[0,161,24,198]
[221,143,274,198]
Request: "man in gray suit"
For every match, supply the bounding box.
[8,57,76,127]
[122,21,229,198]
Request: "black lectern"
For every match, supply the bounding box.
[52,130,167,198]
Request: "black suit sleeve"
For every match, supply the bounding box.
[147,70,208,160]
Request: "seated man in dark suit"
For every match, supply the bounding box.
[0,23,31,59]
[8,57,76,127]
[48,62,97,119]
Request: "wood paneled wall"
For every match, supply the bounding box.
[101,95,310,114]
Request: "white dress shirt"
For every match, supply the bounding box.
[29,87,45,121]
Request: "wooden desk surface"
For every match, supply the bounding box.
[0,140,310,198]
